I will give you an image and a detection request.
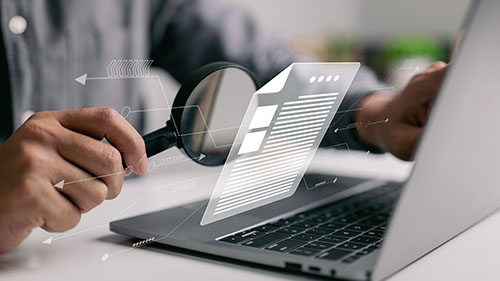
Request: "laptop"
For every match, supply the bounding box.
[110,1,500,280]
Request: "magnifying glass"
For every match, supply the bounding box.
[141,62,261,166]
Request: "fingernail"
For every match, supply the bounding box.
[137,153,148,174]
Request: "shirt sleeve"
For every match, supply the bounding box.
[149,0,387,152]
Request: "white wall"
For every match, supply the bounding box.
[223,0,472,41]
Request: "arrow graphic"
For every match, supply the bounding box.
[54,180,65,189]
[53,169,130,189]
[75,74,88,85]
[74,73,157,86]
[43,237,53,244]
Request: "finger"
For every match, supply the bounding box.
[424,61,447,73]
[56,129,125,199]
[39,183,82,232]
[413,65,449,103]
[49,152,112,212]
[56,108,147,174]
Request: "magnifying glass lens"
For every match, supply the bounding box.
[180,67,257,165]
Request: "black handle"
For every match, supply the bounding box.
[143,124,178,158]
[121,123,177,169]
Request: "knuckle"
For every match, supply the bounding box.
[17,143,44,170]
[91,182,108,207]
[106,177,123,200]
[65,213,81,231]
[21,118,58,144]
[78,186,107,213]
[95,107,120,123]
[16,178,42,209]
[102,146,122,168]
[27,111,47,121]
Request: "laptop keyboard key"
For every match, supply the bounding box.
[332,230,362,238]
[293,221,318,229]
[219,235,248,244]
[303,241,336,250]
[333,216,359,224]
[270,219,295,227]
[306,227,335,236]
[240,230,265,239]
[242,232,288,248]
[337,242,366,251]
[358,247,375,256]
[319,235,349,244]
[292,233,321,241]
[359,215,387,226]
[266,239,306,252]
[290,247,320,257]
[317,249,352,261]
[345,224,372,232]
[252,225,279,232]
[364,230,384,238]
[351,236,380,245]
[319,222,347,230]
[277,227,303,235]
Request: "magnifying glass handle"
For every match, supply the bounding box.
[121,125,177,169]
[143,125,177,158]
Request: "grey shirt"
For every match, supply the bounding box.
[0,0,384,151]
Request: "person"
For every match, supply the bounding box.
[0,0,447,254]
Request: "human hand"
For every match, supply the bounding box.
[355,62,448,160]
[0,108,148,254]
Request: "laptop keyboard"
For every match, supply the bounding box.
[218,183,401,264]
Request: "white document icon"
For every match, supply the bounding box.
[201,63,360,225]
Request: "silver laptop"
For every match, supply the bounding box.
[110,1,500,280]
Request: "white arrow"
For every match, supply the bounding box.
[54,180,65,189]
[198,154,206,161]
[75,74,88,85]
[43,236,53,244]
[75,73,157,86]
[101,253,109,262]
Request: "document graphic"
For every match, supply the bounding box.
[201,63,360,225]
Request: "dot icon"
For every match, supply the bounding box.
[120,106,131,118]
[309,76,316,83]
[317,75,324,82]
[326,75,333,82]
[125,166,134,176]
[334,75,340,82]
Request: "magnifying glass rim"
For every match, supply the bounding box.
[169,61,261,164]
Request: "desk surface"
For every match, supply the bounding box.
[1,149,498,281]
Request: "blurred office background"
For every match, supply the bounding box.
[145,0,471,132]
[226,0,470,84]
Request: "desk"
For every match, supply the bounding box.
[1,149,498,281]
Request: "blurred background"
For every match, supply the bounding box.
[145,0,471,132]
[227,0,470,87]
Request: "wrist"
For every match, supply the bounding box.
[355,93,394,151]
